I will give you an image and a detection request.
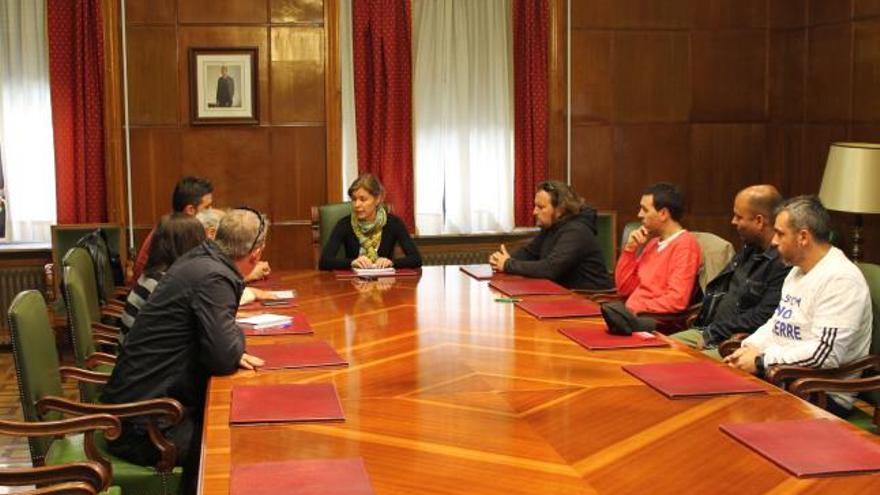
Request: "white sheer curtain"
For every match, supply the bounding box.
[339,0,359,198]
[0,0,56,242]
[412,0,514,235]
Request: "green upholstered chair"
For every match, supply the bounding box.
[8,290,184,494]
[311,201,353,267]
[595,210,616,273]
[50,224,127,313]
[62,248,124,328]
[63,266,117,403]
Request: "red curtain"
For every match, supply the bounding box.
[48,0,107,223]
[513,0,549,226]
[352,0,415,231]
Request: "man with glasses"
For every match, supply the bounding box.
[101,208,267,494]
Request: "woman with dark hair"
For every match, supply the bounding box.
[489,180,613,290]
[319,174,422,270]
[120,213,207,337]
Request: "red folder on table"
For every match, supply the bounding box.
[333,268,421,280]
[459,264,495,280]
[490,278,570,296]
[248,341,348,370]
[231,458,375,495]
[623,361,767,398]
[242,314,313,336]
[720,418,880,477]
[559,327,669,350]
[230,383,344,425]
[515,298,601,319]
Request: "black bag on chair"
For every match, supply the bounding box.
[600,301,656,336]
[75,228,124,304]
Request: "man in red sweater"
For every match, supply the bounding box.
[615,182,702,314]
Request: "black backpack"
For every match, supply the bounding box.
[75,228,124,304]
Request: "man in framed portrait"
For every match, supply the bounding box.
[216,65,234,107]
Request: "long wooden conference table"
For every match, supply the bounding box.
[198,266,880,494]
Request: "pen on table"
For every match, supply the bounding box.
[494,297,522,303]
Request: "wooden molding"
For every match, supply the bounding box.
[547,0,567,182]
[102,0,127,228]
[325,0,342,203]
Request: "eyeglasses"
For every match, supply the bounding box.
[236,206,266,253]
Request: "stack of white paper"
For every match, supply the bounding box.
[353,267,396,277]
[236,313,293,330]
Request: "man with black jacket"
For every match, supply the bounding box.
[101,208,266,494]
[672,185,790,358]
[489,180,613,290]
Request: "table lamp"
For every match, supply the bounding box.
[818,142,880,261]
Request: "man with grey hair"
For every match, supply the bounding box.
[101,208,268,494]
[197,207,272,283]
[726,195,872,418]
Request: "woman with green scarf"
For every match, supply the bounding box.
[319,174,422,270]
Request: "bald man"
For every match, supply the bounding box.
[672,185,791,358]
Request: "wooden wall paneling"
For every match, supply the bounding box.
[570,125,613,209]
[793,124,848,195]
[547,0,567,182]
[611,32,690,122]
[324,0,341,202]
[270,127,327,220]
[271,0,324,24]
[770,0,809,28]
[690,30,767,121]
[612,124,690,212]
[125,0,177,25]
[179,129,272,210]
[769,29,806,122]
[103,0,126,225]
[264,224,314,270]
[270,27,326,123]
[855,0,880,18]
[178,0,268,24]
[691,0,767,29]
[766,124,803,194]
[129,129,182,226]
[805,23,853,122]
[689,124,766,215]
[570,30,612,124]
[687,214,738,242]
[127,26,179,126]
[852,18,880,121]
[570,0,691,30]
[808,0,853,25]
[177,27,271,126]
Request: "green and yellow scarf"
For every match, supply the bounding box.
[351,205,387,262]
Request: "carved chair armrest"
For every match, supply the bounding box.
[767,355,880,387]
[103,300,125,312]
[92,322,120,335]
[36,396,185,471]
[0,461,110,494]
[0,415,121,474]
[84,352,117,369]
[112,286,129,298]
[100,306,123,320]
[718,333,750,358]
[789,375,880,428]
[92,334,118,349]
[59,366,111,385]
[43,263,57,303]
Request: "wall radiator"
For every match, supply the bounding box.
[0,267,47,345]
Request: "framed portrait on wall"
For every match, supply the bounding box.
[189,47,258,125]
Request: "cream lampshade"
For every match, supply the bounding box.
[818,142,880,260]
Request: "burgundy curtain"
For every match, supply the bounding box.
[352,0,415,231]
[512,0,549,226]
[48,0,107,223]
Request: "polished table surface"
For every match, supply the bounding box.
[198,267,880,494]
